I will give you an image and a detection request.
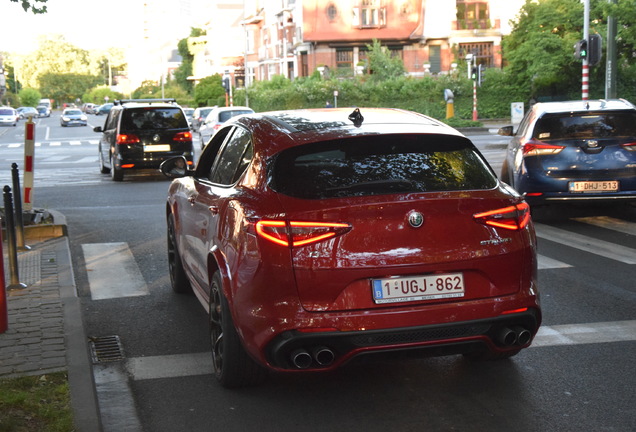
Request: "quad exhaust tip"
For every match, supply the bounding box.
[496,326,532,347]
[290,346,336,369]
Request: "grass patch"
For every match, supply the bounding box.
[0,372,74,432]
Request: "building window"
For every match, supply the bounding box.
[458,42,494,68]
[352,0,386,28]
[327,4,338,21]
[456,1,490,30]
[336,49,353,69]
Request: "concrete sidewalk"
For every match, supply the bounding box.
[0,214,102,432]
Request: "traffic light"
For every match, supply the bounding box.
[588,34,602,67]
[471,67,477,81]
[471,65,483,86]
[574,39,588,60]
[222,76,230,93]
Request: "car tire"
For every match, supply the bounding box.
[110,155,124,181]
[500,159,512,186]
[99,149,110,174]
[209,270,266,388]
[167,215,192,294]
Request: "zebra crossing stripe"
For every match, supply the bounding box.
[535,223,636,264]
[574,216,636,236]
[538,255,572,269]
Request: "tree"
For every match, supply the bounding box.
[10,0,47,14]
[83,86,122,105]
[38,73,101,105]
[174,28,206,94]
[365,39,406,82]
[193,74,226,106]
[18,35,94,88]
[18,87,41,106]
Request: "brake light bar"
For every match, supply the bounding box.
[621,142,636,151]
[174,131,192,142]
[256,220,352,247]
[522,139,565,156]
[473,202,531,231]
[117,134,140,145]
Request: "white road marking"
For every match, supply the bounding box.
[532,320,636,347]
[535,223,636,264]
[82,242,149,300]
[50,141,61,146]
[538,254,572,269]
[70,140,82,145]
[574,216,636,236]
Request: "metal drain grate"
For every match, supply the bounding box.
[89,335,124,363]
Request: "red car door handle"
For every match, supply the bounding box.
[208,205,219,214]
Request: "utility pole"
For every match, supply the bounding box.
[605,0,617,99]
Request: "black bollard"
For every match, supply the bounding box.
[11,163,30,251]
[3,186,27,290]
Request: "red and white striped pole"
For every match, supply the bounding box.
[472,79,478,121]
[582,61,589,101]
[23,118,35,212]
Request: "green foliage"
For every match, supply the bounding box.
[10,0,47,14]
[18,87,41,106]
[38,73,102,106]
[194,74,226,106]
[83,86,123,105]
[365,39,407,82]
[0,372,73,432]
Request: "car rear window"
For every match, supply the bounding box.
[0,109,14,115]
[121,107,188,130]
[270,134,496,199]
[533,111,636,140]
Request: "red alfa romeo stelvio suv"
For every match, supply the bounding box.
[160,108,541,388]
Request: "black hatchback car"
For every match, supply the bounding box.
[94,99,194,181]
[499,99,636,206]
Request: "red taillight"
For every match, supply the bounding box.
[117,134,140,145]
[255,220,351,247]
[621,142,636,151]
[174,131,192,142]
[473,202,531,231]
[522,139,565,156]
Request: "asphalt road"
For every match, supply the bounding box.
[1,114,634,432]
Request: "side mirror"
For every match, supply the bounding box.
[160,156,193,179]
[93,126,103,133]
[498,126,514,136]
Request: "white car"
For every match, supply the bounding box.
[0,107,18,126]
[198,106,254,148]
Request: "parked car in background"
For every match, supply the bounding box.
[198,106,254,148]
[499,99,636,207]
[95,103,114,116]
[183,107,195,128]
[82,103,97,114]
[18,107,39,119]
[160,107,541,388]
[191,106,214,132]
[36,105,51,117]
[0,107,18,126]
[94,99,193,181]
[60,108,88,127]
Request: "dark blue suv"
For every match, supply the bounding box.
[499,99,636,207]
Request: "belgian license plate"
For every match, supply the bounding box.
[569,181,619,193]
[372,273,465,304]
[144,144,171,152]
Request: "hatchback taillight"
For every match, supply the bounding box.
[174,131,192,142]
[256,221,352,247]
[117,134,140,145]
[522,139,565,156]
[473,203,530,231]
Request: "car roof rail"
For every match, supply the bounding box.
[116,98,177,106]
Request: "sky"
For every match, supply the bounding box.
[1,0,134,54]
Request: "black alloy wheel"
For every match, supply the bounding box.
[167,214,192,294]
[209,270,266,388]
